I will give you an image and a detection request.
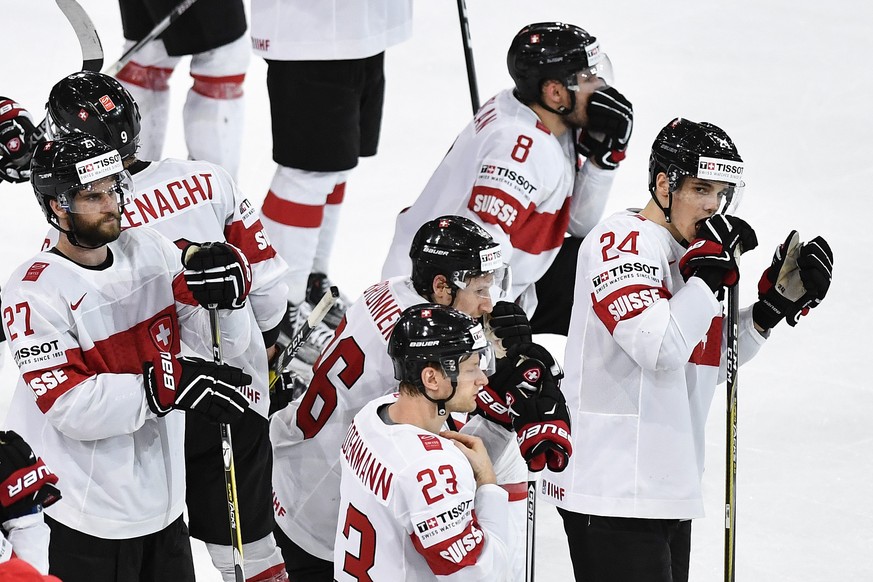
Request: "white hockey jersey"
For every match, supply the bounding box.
[42,158,288,418]
[540,210,766,519]
[2,228,249,539]
[381,89,615,315]
[250,0,413,61]
[333,395,511,582]
[270,277,527,568]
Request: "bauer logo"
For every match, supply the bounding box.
[697,156,744,184]
[75,150,122,184]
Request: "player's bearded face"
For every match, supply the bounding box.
[564,73,606,129]
[67,177,124,246]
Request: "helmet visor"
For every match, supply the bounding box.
[566,53,614,90]
[60,171,133,214]
[446,344,497,381]
[453,265,511,303]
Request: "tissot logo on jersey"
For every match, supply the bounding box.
[75,150,123,184]
[415,500,472,535]
[13,339,66,369]
[591,257,662,302]
[478,164,538,196]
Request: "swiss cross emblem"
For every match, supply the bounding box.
[427,518,438,529]
[708,162,716,170]
[438,219,450,228]
[421,309,432,318]
[78,108,89,121]
[530,33,541,44]
[149,315,175,352]
[523,367,541,384]
[99,95,115,111]
[6,137,20,152]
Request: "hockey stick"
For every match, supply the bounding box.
[207,308,246,582]
[104,0,200,76]
[268,286,339,391]
[724,249,741,582]
[57,0,104,72]
[526,472,537,582]
[455,0,480,114]
[30,0,105,145]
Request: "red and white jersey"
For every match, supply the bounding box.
[250,0,412,61]
[540,210,766,519]
[1,228,247,539]
[43,158,288,417]
[333,395,511,582]
[271,277,527,565]
[381,89,615,315]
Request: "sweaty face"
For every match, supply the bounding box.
[451,273,495,319]
[65,176,124,246]
[670,177,732,242]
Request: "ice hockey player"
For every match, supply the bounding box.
[334,304,512,581]
[2,133,253,581]
[115,0,250,178]
[0,430,61,574]
[270,215,572,581]
[39,71,290,582]
[541,118,834,581]
[382,22,633,335]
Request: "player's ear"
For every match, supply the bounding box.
[431,275,452,306]
[420,364,443,394]
[540,79,565,109]
[655,172,671,204]
[49,198,68,218]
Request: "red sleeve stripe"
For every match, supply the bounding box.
[500,482,529,502]
[25,305,180,412]
[326,182,346,205]
[592,284,672,334]
[224,219,277,265]
[689,316,723,367]
[261,191,324,228]
[191,73,245,100]
[410,512,486,576]
[468,185,570,255]
[173,272,198,306]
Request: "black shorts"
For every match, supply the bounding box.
[185,409,275,544]
[530,235,584,336]
[274,524,333,582]
[46,514,195,582]
[557,508,691,582]
[118,0,247,56]
[266,54,386,172]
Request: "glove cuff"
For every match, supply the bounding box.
[752,299,783,330]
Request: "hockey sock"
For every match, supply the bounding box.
[312,178,348,275]
[205,534,287,582]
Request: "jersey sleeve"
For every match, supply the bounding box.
[466,126,570,258]
[585,222,722,371]
[397,452,510,580]
[219,168,289,334]
[567,157,616,238]
[3,281,153,441]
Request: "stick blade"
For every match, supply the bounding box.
[56,0,104,72]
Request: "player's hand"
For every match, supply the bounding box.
[577,87,633,170]
[143,352,251,424]
[268,370,308,417]
[753,231,833,329]
[440,430,497,487]
[182,241,252,310]
[0,431,61,520]
[679,214,758,295]
[0,98,37,184]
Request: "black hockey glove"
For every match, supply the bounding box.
[679,215,758,295]
[0,431,61,521]
[269,370,309,417]
[0,98,37,184]
[486,301,532,351]
[143,352,251,424]
[753,231,833,329]
[182,241,252,310]
[576,87,633,170]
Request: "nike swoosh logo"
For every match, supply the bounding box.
[70,293,86,311]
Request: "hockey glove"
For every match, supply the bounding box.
[143,352,251,424]
[577,87,633,170]
[486,301,532,352]
[679,214,758,294]
[752,231,833,329]
[269,370,309,417]
[0,431,61,521]
[0,98,36,184]
[182,241,252,310]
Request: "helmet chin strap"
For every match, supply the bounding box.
[423,380,457,417]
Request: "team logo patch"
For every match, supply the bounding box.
[417,434,442,451]
[99,95,115,112]
[77,108,88,121]
[530,33,541,44]
[523,367,541,383]
[6,136,21,153]
[420,308,432,318]
[149,315,174,352]
[438,218,451,228]
[23,262,50,282]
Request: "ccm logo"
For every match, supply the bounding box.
[7,465,53,498]
[29,369,68,397]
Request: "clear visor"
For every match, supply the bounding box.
[443,344,497,381]
[59,171,134,214]
[453,265,511,303]
[45,110,72,141]
[719,181,744,215]
[566,53,614,90]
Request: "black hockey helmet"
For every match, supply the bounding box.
[45,71,141,160]
[507,22,612,105]
[31,133,132,245]
[389,304,495,415]
[409,215,509,300]
[648,117,745,221]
